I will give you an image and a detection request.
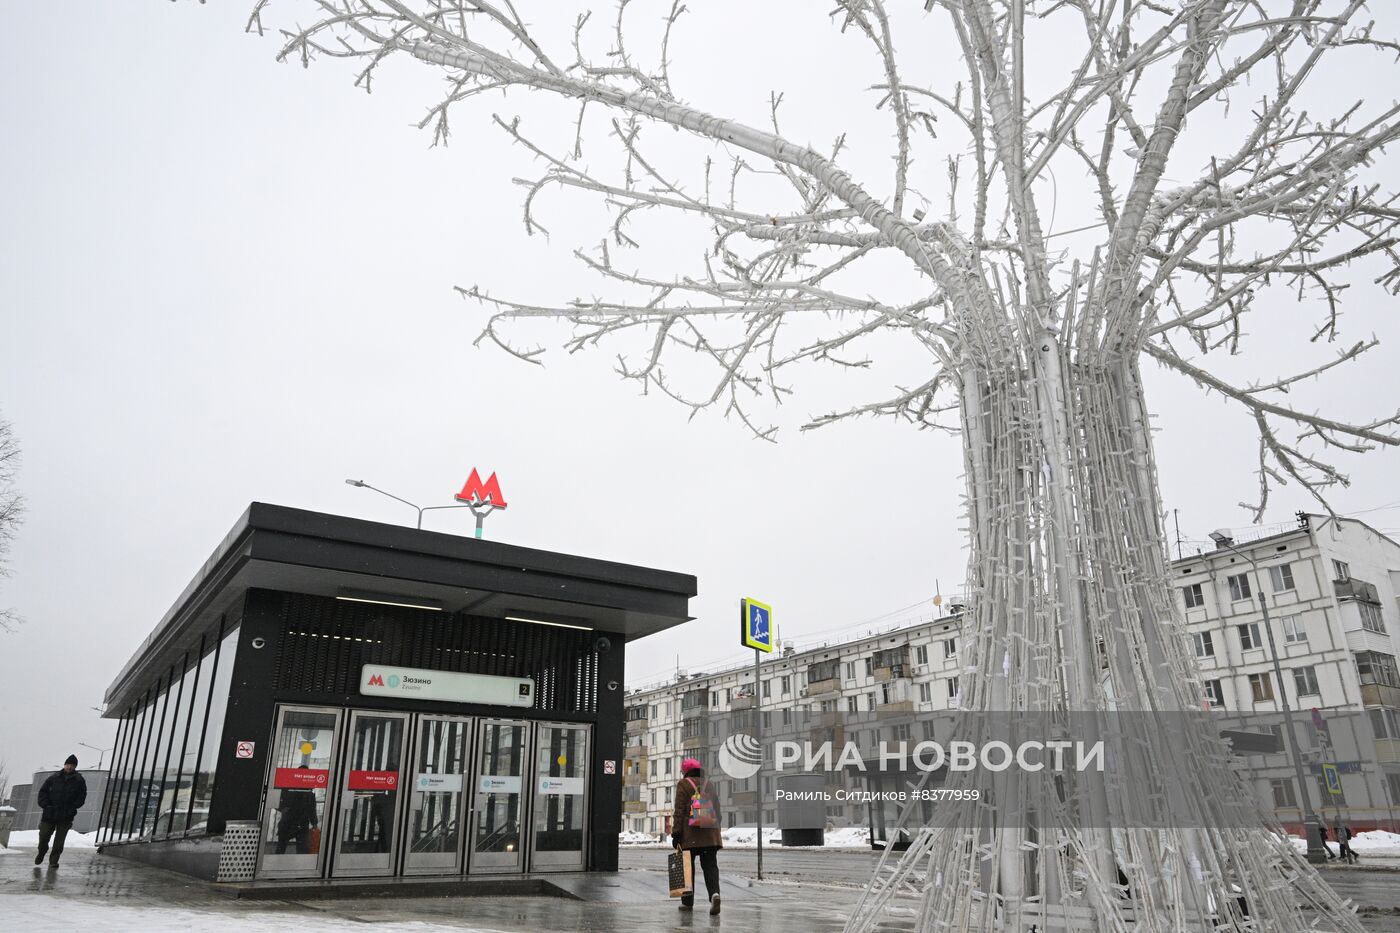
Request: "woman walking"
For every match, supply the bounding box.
[673,756,723,914]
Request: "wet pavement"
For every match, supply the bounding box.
[1,844,1397,931]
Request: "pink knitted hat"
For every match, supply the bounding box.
[681,757,703,773]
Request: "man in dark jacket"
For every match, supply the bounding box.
[36,754,87,867]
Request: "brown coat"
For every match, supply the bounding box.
[672,775,723,850]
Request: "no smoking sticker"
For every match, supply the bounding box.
[235,741,256,759]
[603,760,616,775]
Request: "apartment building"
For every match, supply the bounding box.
[621,608,967,836]
[1174,512,1400,830]
[621,513,1400,839]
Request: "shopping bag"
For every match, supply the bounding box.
[309,827,322,852]
[668,850,693,897]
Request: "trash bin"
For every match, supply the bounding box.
[215,821,261,882]
[0,806,14,849]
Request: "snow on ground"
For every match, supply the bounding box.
[1,896,508,933]
[1287,830,1400,857]
[4,830,97,849]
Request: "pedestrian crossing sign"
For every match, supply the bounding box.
[741,598,773,653]
[1322,762,1342,796]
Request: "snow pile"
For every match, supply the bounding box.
[720,826,782,847]
[4,830,98,849]
[1353,830,1400,855]
[618,830,660,846]
[822,826,873,848]
[1286,830,1400,858]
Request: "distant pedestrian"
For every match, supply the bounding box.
[1316,823,1335,860]
[1336,820,1358,864]
[36,755,87,868]
[672,757,723,915]
[274,766,319,855]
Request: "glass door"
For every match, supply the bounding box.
[332,710,408,877]
[403,715,472,875]
[468,719,529,873]
[256,706,340,879]
[530,723,590,871]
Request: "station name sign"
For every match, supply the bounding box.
[360,664,535,708]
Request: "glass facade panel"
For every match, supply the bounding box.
[155,656,192,838]
[138,673,174,838]
[168,636,209,836]
[98,711,133,843]
[117,694,156,841]
[189,625,238,835]
[113,698,148,842]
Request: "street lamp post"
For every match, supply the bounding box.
[345,479,477,530]
[1212,531,1326,863]
[77,743,112,771]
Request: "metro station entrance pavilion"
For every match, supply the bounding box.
[96,503,695,883]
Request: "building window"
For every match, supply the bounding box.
[1227,574,1253,602]
[1268,564,1296,593]
[915,645,929,666]
[1249,672,1275,702]
[1182,584,1205,610]
[864,658,874,678]
[1359,601,1387,635]
[1333,559,1351,582]
[919,682,931,703]
[1356,651,1400,687]
[1271,778,1298,809]
[1280,614,1307,644]
[1204,679,1224,707]
[847,696,859,713]
[867,692,876,711]
[763,680,772,699]
[712,693,720,709]
[1192,631,1215,659]
[1293,666,1320,697]
[782,708,792,726]
[1238,622,1263,651]
[896,723,911,741]
[780,675,790,694]
[948,677,959,700]
[880,683,893,704]
[844,662,854,681]
[944,638,957,659]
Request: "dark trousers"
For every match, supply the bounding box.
[1339,840,1357,862]
[38,820,73,864]
[680,847,720,905]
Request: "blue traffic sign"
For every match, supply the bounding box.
[741,597,773,653]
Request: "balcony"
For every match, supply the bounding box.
[623,769,648,786]
[1375,739,1400,764]
[1335,578,1381,604]
[880,700,915,714]
[623,800,648,814]
[1360,681,1400,709]
[624,741,645,757]
[874,665,909,683]
[625,717,648,736]
[807,677,840,697]
[731,693,755,711]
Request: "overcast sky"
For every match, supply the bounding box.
[2,2,1397,783]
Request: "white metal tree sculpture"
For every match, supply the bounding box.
[248,2,1399,929]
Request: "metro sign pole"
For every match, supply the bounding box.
[454,468,509,538]
[741,597,773,880]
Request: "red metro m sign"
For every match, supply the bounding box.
[455,469,509,509]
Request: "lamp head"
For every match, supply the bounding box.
[1208,529,1234,548]
[345,479,366,487]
